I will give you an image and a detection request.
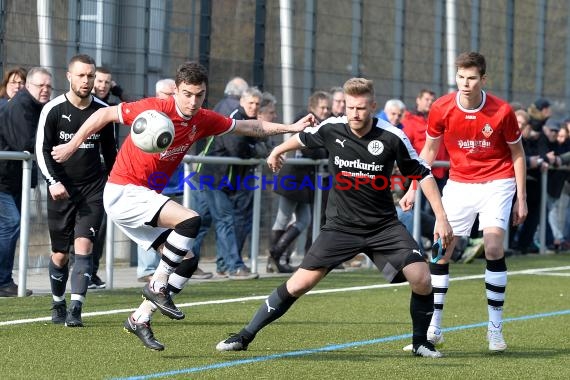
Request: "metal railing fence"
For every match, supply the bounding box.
[1,151,562,294]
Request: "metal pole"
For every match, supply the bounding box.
[539,169,548,254]
[302,0,315,103]
[433,0,444,96]
[279,0,294,125]
[105,215,114,289]
[470,0,480,52]
[534,0,547,98]
[445,0,457,93]
[183,161,191,208]
[17,156,32,297]
[350,0,362,77]
[393,0,405,99]
[312,164,325,243]
[37,0,54,79]
[253,0,266,90]
[412,183,422,245]
[250,164,263,273]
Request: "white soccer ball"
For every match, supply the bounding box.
[130,110,175,153]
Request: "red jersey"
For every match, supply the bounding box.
[109,96,235,188]
[427,91,521,183]
[402,110,449,179]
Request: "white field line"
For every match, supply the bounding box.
[2,265,570,327]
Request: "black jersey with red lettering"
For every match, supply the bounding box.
[298,116,431,233]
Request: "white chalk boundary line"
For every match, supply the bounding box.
[2,265,570,327]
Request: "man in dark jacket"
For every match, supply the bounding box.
[0,66,53,297]
[193,87,263,280]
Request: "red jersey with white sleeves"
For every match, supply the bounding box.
[109,96,235,188]
[426,91,521,183]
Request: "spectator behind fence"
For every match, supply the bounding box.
[190,77,248,277]
[264,91,316,273]
[527,97,552,132]
[400,52,527,352]
[330,86,345,117]
[551,122,570,250]
[0,67,27,108]
[377,99,406,129]
[213,76,248,116]
[538,119,569,250]
[191,77,249,278]
[229,87,268,258]
[85,66,124,290]
[0,66,52,297]
[92,66,127,105]
[194,87,263,280]
[36,54,117,326]
[293,91,332,260]
[48,61,315,350]
[512,109,546,255]
[402,89,449,191]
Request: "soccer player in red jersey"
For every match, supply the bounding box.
[51,61,315,351]
[401,52,527,352]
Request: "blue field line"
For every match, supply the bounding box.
[110,309,570,380]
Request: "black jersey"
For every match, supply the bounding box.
[36,94,117,187]
[298,116,431,233]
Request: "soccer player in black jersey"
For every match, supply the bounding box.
[216,78,453,358]
[36,54,117,327]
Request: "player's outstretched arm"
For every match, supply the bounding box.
[234,113,316,138]
[51,106,119,163]
[266,134,303,173]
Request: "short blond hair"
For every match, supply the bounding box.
[343,78,375,99]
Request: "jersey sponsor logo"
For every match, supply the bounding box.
[59,131,100,142]
[481,123,494,138]
[159,143,190,160]
[367,140,384,155]
[465,114,476,120]
[61,114,71,122]
[334,156,383,171]
[335,138,346,147]
[457,139,491,151]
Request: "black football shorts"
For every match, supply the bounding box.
[301,221,426,283]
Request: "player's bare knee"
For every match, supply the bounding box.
[51,252,69,266]
[483,242,503,260]
[286,273,317,297]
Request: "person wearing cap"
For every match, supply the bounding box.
[528,97,552,131]
[539,118,569,250]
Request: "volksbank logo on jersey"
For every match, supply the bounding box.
[457,139,491,150]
